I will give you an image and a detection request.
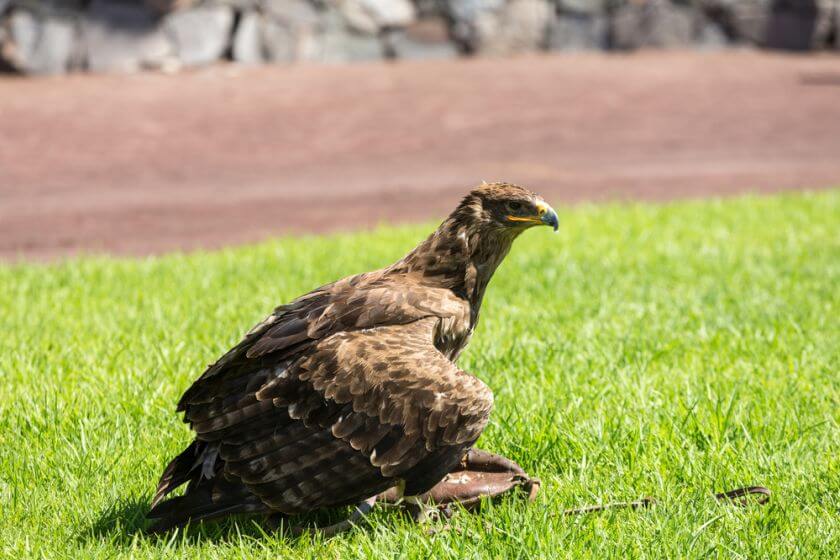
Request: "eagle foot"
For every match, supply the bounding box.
[404,496,449,523]
[281,495,378,538]
[379,448,540,515]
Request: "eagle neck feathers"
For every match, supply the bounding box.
[394,194,519,326]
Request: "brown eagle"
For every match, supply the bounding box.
[146,183,558,533]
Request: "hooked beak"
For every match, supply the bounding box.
[507,200,559,231]
[537,201,559,231]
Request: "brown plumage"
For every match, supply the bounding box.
[146,182,559,533]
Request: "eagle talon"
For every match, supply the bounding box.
[405,496,445,524]
[288,496,377,538]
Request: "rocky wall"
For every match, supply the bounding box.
[0,0,837,75]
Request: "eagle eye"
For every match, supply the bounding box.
[506,201,524,213]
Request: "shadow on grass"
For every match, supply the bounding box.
[78,495,363,547]
[81,495,151,543]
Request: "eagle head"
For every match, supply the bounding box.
[459,182,559,233]
[398,182,557,305]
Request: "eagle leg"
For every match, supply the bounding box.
[404,496,452,523]
[288,495,378,538]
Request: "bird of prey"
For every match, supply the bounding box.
[146,182,558,533]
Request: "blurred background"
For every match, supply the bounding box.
[1,0,839,259]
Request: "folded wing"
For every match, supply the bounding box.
[155,298,492,520]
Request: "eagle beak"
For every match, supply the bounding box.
[537,202,559,232]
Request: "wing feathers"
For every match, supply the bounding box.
[161,276,492,521]
[192,400,275,436]
[347,418,392,453]
[331,412,367,439]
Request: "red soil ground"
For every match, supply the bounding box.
[1,51,838,260]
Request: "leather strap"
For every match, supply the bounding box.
[562,486,771,516]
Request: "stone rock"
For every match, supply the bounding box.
[728,0,773,44]
[700,0,835,50]
[15,0,88,15]
[261,0,321,24]
[695,19,729,49]
[765,13,815,50]
[1,9,79,75]
[318,8,384,61]
[610,0,695,49]
[260,17,297,61]
[383,17,459,59]
[447,0,551,54]
[228,0,263,8]
[697,0,771,45]
[487,0,552,54]
[357,0,416,28]
[232,10,264,63]
[83,0,173,73]
[812,0,839,49]
[557,0,608,16]
[547,12,608,50]
[320,30,384,61]
[446,0,506,23]
[260,0,322,62]
[445,0,505,51]
[337,0,416,34]
[145,0,198,14]
[164,5,233,67]
[765,0,821,50]
[413,0,444,18]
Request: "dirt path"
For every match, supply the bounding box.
[1,51,839,260]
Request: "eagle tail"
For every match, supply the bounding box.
[149,440,206,509]
[146,474,267,534]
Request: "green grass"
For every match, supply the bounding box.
[1,191,838,559]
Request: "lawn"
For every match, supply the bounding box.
[0,191,838,559]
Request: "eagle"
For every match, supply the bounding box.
[146,183,558,533]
